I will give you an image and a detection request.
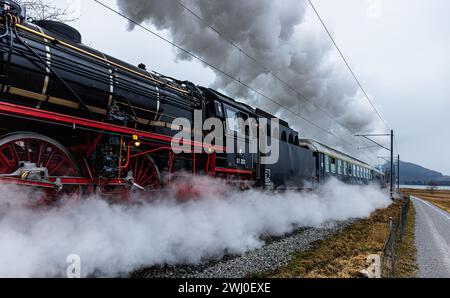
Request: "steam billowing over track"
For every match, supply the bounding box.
[116,0,387,157]
[0,1,392,278]
[0,178,390,277]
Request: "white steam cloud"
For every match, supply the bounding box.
[116,0,387,160]
[0,178,390,277]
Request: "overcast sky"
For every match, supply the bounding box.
[47,0,450,174]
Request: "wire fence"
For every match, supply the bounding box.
[381,197,411,278]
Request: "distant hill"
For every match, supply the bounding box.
[383,161,450,186]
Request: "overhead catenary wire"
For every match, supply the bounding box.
[93,0,361,149]
[307,0,391,132]
[93,0,380,163]
[394,134,400,160]
[173,0,384,164]
[173,0,357,136]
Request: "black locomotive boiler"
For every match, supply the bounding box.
[0,1,383,203]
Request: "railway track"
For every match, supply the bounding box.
[131,220,355,278]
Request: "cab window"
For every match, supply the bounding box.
[225,105,240,132]
[224,105,248,134]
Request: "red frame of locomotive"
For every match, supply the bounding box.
[0,101,254,191]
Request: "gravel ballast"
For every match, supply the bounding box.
[134,220,356,278]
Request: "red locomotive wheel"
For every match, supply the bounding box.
[0,133,81,206]
[127,153,161,193]
[98,154,161,203]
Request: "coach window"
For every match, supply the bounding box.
[288,134,294,144]
[330,158,336,174]
[281,131,287,142]
[294,136,299,146]
[325,155,330,173]
[353,165,357,177]
[343,161,347,176]
[337,160,342,175]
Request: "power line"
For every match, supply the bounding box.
[93,0,360,148]
[174,0,358,136]
[394,134,400,156]
[173,0,383,164]
[93,0,379,162]
[307,0,390,131]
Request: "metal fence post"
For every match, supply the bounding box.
[381,198,411,278]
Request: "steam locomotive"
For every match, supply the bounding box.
[0,1,384,203]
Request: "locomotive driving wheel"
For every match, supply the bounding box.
[98,153,161,203]
[0,133,81,206]
[127,153,161,195]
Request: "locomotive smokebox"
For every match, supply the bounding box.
[0,0,26,20]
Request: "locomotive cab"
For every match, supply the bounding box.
[201,88,257,182]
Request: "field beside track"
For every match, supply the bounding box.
[260,199,417,278]
[401,189,450,213]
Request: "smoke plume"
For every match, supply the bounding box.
[116,0,386,159]
[0,178,390,277]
